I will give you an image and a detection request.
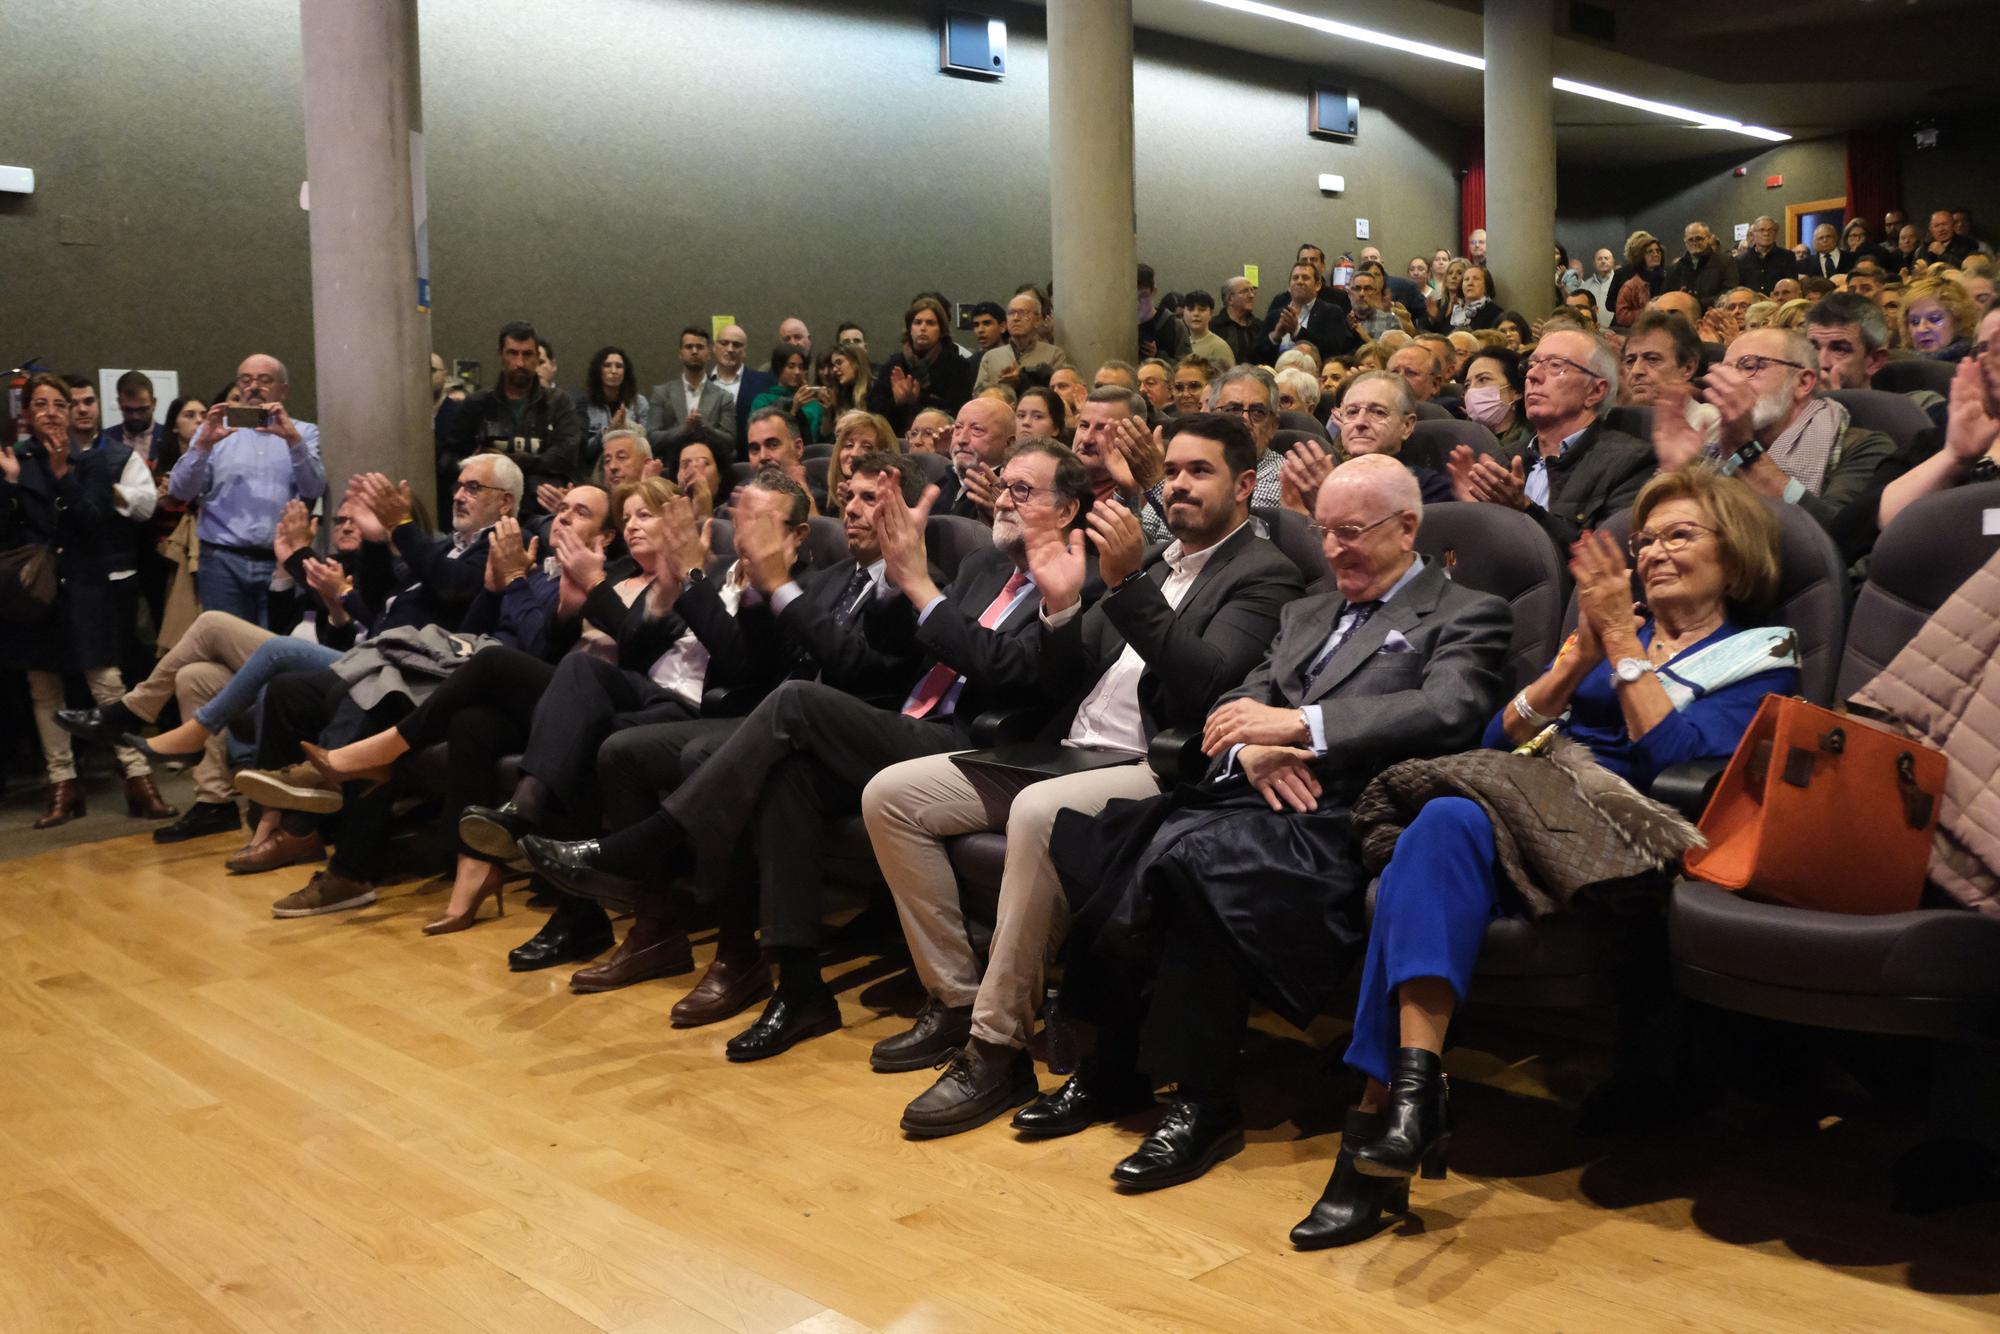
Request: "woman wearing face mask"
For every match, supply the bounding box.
[868,296,974,435]
[1460,347,1528,454]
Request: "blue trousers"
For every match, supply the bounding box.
[194,635,341,732]
[1342,797,1501,1087]
[197,546,277,628]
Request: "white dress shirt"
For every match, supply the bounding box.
[1045,524,1240,755]
[1300,555,1427,753]
[648,561,747,706]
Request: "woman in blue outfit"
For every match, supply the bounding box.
[1291,466,1801,1250]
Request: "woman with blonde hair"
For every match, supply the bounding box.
[828,410,900,504]
[1899,275,1979,360]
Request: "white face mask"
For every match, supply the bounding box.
[1463,384,1512,429]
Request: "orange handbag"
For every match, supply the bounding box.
[1684,695,1944,914]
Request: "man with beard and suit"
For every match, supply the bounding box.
[1018,455,1512,1191]
[521,441,1098,1062]
[860,414,1303,1137]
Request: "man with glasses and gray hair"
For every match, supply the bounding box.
[1650,326,1893,537]
[1206,364,1286,510]
[1446,328,1655,554]
[168,352,327,626]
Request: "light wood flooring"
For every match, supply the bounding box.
[2,829,1996,1332]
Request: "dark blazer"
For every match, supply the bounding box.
[2,442,128,671]
[649,378,736,453]
[1038,523,1302,741]
[1667,251,1741,307]
[1737,246,1800,294]
[866,346,976,435]
[1835,245,1892,276]
[359,523,493,637]
[1212,561,1513,803]
[1138,309,1191,362]
[744,557,926,707]
[1504,421,1657,551]
[867,545,1057,743]
[731,370,778,444]
[1257,296,1358,364]
[443,382,584,510]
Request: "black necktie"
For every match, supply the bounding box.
[1304,601,1380,684]
[829,566,873,628]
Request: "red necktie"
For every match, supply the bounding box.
[902,571,1030,718]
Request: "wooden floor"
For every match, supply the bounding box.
[3,830,1996,1334]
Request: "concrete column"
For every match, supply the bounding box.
[298,0,434,517]
[1482,0,1557,325]
[1047,0,1137,375]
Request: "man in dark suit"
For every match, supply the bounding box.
[523,440,1097,1060]
[861,414,1304,1137]
[1017,455,1513,1190]
[710,323,776,450]
[1445,328,1655,555]
[523,456,931,1006]
[1257,261,1358,365]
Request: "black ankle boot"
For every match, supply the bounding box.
[1352,1048,1452,1180]
[1289,1108,1412,1250]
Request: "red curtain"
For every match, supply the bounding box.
[1460,132,1486,250]
[1846,125,1902,234]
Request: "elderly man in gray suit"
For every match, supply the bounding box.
[650,325,737,454]
[1021,454,1513,1194]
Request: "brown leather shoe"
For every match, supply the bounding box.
[226,828,328,875]
[123,773,179,820]
[569,912,695,993]
[34,780,85,829]
[670,949,773,1027]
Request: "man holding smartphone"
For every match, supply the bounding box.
[167,352,326,627]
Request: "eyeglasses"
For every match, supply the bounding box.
[1723,355,1809,377]
[996,480,1061,505]
[235,372,280,388]
[1335,403,1399,425]
[1310,510,1405,545]
[1627,521,1717,560]
[1215,402,1275,420]
[454,479,504,497]
[1523,353,1605,382]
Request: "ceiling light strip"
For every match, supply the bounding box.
[1193,0,1791,142]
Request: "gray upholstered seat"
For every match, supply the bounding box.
[1405,418,1499,473]
[1871,357,1956,397]
[1413,502,1566,695]
[1277,409,1332,441]
[1604,405,1654,442]
[1412,399,1453,422]
[1828,387,1933,453]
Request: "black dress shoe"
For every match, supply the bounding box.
[1110,1097,1244,1193]
[507,897,615,972]
[520,835,639,910]
[1353,1047,1452,1181]
[152,800,242,844]
[460,802,534,861]
[54,701,142,746]
[900,1039,1039,1139]
[724,987,841,1063]
[1289,1109,1411,1250]
[870,995,973,1073]
[1010,1063,1155,1138]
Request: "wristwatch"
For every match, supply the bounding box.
[1614,657,1657,684]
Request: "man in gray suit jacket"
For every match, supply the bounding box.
[1020,454,1513,1193]
[861,413,1304,1139]
[650,325,738,454]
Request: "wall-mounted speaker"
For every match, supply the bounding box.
[1309,84,1359,141]
[940,11,1006,80]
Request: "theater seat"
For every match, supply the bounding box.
[1251,505,1329,584]
[1412,399,1452,422]
[805,456,830,491]
[1871,357,1956,397]
[1405,418,1500,475]
[1277,409,1332,441]
[1604,405,1654,442]
[804,515,847,567]
[1413,502,1567,694]
[925,514,989,582]
[1828,388,1933,454]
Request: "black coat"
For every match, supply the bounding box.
[1256,296,1358,364]
[442,382,583,511]
[866,343,975,434]
[2,441,132,670]
[1736,246,1799,295]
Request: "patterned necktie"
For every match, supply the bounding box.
[902,571,1031,718]
[1304,600,1381,685]
[829,566,873,629]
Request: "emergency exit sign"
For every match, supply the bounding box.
[1765,174,1784,189]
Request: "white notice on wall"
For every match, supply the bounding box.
[1355,218,1371,240]
[1733,222,1750,243]
[98,369,180,423]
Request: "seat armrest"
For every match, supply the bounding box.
[1649,757,1727,820]
[968,706,1048,747]
[1147,729,1208,785]
[701,684,769,718]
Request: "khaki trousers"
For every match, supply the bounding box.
[28,668,147,783]
[123,609,275,804]
[861,752,1161,1049]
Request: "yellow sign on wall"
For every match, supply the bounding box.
[711,315,736,342]
[1243,265,1259,287]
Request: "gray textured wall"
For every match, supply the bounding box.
[1556,137,1849,261]
[0,0,1459,429]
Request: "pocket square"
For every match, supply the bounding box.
[1378,630,1417,654]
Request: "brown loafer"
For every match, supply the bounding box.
[123,773,179,820]
[569,913,695,993]
[226,828,327,876]
[670,949,773,1027]
[34,779,85,829]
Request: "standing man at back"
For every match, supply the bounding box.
[168,352,326,626]
[445,320,581,519]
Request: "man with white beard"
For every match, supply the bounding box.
[1649,326,1894,534]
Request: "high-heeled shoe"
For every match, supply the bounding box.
[422,881,506,936]
[123,729,207,763]
[1289,1108,1412,1250]
[302,741,393,796]
[1353,1047,1453,1180]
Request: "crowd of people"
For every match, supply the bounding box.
[4,195,1996,1250]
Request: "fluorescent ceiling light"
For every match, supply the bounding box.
[1194,0,1791,143]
